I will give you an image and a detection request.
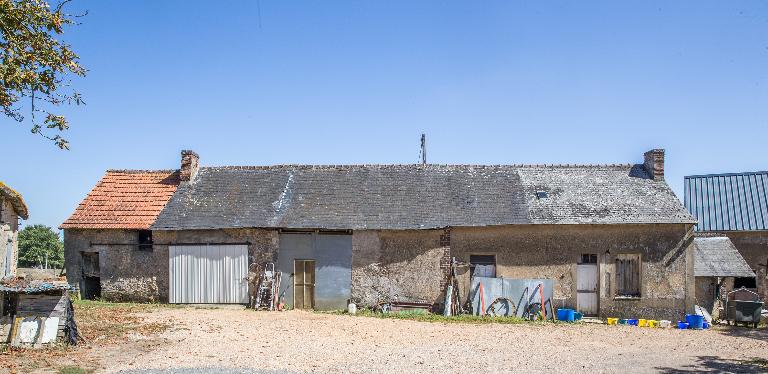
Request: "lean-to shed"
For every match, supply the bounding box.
[693,236,755,316]
[0,278,71,347]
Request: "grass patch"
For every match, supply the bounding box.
[73,299,173,344]
[1,344,80,373]
[2,300,174,374]
[59,366,92,374]
[326,309,543,324]
[73,299,180,309]
[741,358,768,368]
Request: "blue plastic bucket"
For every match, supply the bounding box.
[557,309,575,322]
[627,319,639,326]
[703,321,710,329]
[677,321,689,329]
[685,314,704,329]
[574,312,583,321]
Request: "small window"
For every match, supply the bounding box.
[470,255,496,278]
[138,230,153,251]
[734,277,756,289]
[536,191,548,199]
[615,254,641,297]
[580,254,598,264]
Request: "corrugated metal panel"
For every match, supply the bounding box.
[276,233,352,310]
[169,245,248,304]
[684,171,768,231]
[469,277,554,317]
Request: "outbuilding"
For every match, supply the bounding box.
[684,171,768,302]
[693,236,756,317]
[1,181,28,278]
[0,278,71,347]
[63,149,697,319]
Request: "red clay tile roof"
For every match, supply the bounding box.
[60,170,181,229]
[0,181,28,220]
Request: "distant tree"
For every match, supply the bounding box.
[18,224,64,268]
[0,0,86,149]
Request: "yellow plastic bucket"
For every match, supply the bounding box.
[647,320,658,328]
[607,318,618,325]
[638,319,648,327]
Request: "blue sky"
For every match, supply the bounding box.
[3,1,768,230]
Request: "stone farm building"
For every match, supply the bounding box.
[62,149,697,319]
[684,171,768,303]
[1,181,28,278]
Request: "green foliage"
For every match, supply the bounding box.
[18,224,63,268]
[59,366,90,374]
[0,0,86,149]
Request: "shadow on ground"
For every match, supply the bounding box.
[713,324,768,342]
[656,356,768,373]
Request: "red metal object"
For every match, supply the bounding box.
[479,282,486,316]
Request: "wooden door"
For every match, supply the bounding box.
[294,260,316,309]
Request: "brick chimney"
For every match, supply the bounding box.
[180,150,199,181]
[643,149,665,181]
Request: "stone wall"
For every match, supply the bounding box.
[65,228,279,303]
[64,229,165,302]
[0,198,19,231]
[351,229,446,307]
[64,223,696,320]
[0,198,19,277]
[695,276,717,316]
[719,231,768,302]
[449,224,694,320]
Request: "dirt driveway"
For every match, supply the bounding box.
[4,304,768,373]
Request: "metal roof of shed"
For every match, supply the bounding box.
[684,171,768,231]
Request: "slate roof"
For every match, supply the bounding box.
[60,170,181,229]
[152,163,695,230]
[693,237,755,278]
[684,171,768,231]
[0,181,28,220]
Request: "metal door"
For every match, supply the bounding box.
[169,244,248,304]
[577,263,599,315]
[277,233,352,310]
[293,259,315,309]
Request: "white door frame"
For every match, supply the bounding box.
[576,261,599,316]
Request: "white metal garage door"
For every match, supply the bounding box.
[169,245,249,304]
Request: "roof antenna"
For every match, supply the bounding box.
[420,133,427,165]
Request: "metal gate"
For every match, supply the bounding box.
[577,263,599,315]
[169,244,249,304]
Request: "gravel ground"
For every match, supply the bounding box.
[90,307,768,374]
